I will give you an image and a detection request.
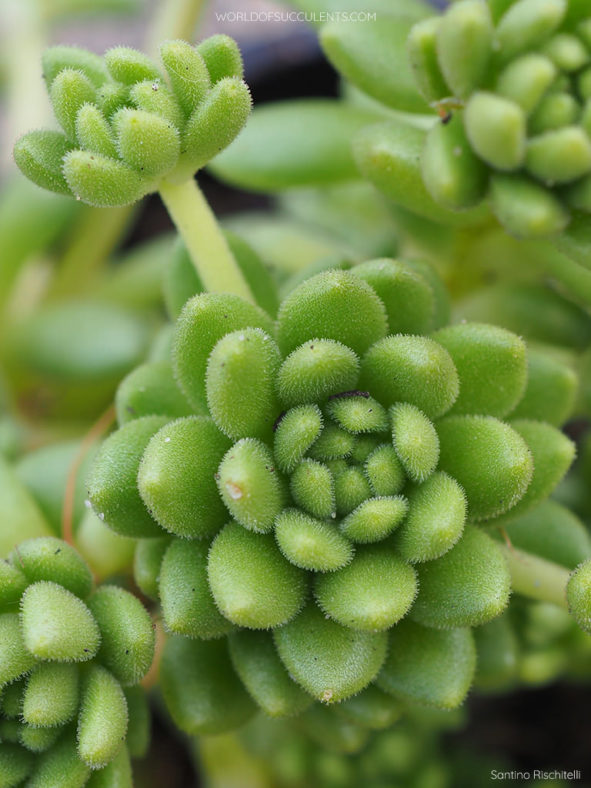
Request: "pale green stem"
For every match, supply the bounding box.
[501,545,570,609]
[159,177,255,302]
[46,205,135,300]
[145,0,206,55]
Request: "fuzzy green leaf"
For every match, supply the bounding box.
[115,361,192,426]
[436,0,493,99]
[377,620,476,709]
[277,340,360,410]
[8,538,92,599]
[197,34,244,83]
[207,522,306,629]
[181,77,251,173]
[63,150,149,208]
[315,546,417,631]
[437,415,533,521]
[273,405,323,474]
[275,509,353,572]
[567,560,591,634]
[353,120,490,227]
[77,665,127,769]
[159,539,232,639]
[410,526,511,629]
[394,472,466,563]
[505,500,591,569]
[133,538,170,601]
[105,46,161,85]
[364,444,406,497]
[138,416,231,539]
[172,293,274,411]
[361,335,459,419]
[13,131,74,196]
[75,104,117,159]
[42,45,109,88]
[23,663,79,728]
[432,323,527,418]
[88,416,168,538]
[206,328,281,441]
[88,586,154,685]
[49,68,96,141]
[217,439,284,533]
[113,108,180,177]
[159,40,210,115]
[274,604,387,703]
[391,402,439,483]
[0,614,36,687]
[422,114,489,212]
[351,258,435,336]
[340,496,408,544]
[20,581,100,662]
[228,630,312,717]
[277,270,387,358]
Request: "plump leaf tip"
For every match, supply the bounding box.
[406,0,591,238]
[0,537,153,780]
[86,260,579,737]
[13,37,250,207]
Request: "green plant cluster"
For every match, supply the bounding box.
[84,259,585,739]
[410,0,591,239]
[13,36,251,207]
[0,537,153,787]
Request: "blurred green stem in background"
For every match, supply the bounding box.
[47,205,136,300]
[145,0,206,58]
[501,545,570,610]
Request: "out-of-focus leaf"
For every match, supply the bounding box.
[13,301,150,381]
[210,100,380,191]
[353,119,490,227]
[321,16,429,112]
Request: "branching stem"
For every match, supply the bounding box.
[159,177,255,302]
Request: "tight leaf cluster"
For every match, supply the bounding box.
[0,538,153,787]
[87,260,580,738]
[410,0,591,238]
[13,37,251,207]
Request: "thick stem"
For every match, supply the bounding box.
[159,177,255,301]
[501,545,570,609]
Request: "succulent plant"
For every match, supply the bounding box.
[407,0,591,239]
[13,37,250,208]
[84,260,582,737]
[10,28,591,769]
[0,537,153,787]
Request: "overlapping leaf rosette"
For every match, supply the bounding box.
[404,0,591,240]
[13,36,250,207]
[86,261,583,740]
[0,538,153,787]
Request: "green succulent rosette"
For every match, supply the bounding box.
[86,260,582,739]
[0,537,153,787]
[405,0,591,240]
[13,36,250,207]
